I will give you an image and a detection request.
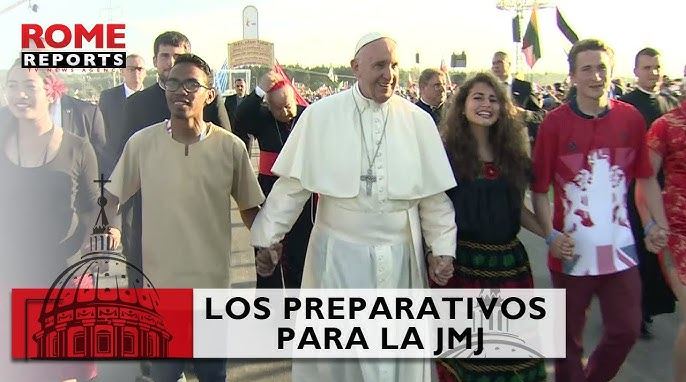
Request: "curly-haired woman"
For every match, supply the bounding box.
[429,72,562,382]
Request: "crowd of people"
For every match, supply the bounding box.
[1,27,686,382]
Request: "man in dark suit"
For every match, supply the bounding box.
[224,78,251,149]
[620,47,679,339]
[54,93,108,173]
[491,51,545,150]
[414,68,446,125]
[98,54,147,177]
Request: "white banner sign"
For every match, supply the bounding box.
[242,6,258,40]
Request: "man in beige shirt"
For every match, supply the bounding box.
[106,53,264,382]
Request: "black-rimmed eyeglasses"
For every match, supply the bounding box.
[164,79,211,93]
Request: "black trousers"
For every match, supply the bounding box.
[627,180,675,318]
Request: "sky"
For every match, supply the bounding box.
[1,0,685,79]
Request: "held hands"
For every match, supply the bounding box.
[645,224,669,254]
[427,254,454,286]
[78,227,122,257]
[107,227,122,251]
[258,70,284,93]
[255,243,283,277]
[549,232,576,261]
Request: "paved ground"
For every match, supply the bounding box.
[96,148,681,382]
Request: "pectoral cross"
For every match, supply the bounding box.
[360,168,376,196]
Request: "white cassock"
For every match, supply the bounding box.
[251,84,457,382]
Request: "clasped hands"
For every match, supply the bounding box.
[549,232,576,261]
[645,223,669,254]
[254,243,283,277]
[78,227,121,257]
[427,254,454,286]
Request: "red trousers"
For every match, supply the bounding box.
[551,267,641,382]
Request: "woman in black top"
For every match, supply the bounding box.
[0,61,117,381]
[430,72,547,382]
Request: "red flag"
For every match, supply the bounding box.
[273,59,309,106]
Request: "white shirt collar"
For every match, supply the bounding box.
[636,85,659,96]
[123,83,142,98]
[420,97,442,109]
[49,97,62,127]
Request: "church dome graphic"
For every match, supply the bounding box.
[31,176,172,359]
[439,288,543,359]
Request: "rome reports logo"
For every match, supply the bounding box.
[27,175,172,359]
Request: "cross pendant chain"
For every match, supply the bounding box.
[360,168,377,196]
[353,91,388,197]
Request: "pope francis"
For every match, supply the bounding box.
[250,32,458,382]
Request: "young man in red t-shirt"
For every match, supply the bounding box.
[531,38,670,382]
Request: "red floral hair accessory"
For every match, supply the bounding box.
[44,73,68,101]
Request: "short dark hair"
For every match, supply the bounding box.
[172,53,214,87]
[153,31,191,57]
[568,38,614,74]
[634,47,660,69]
[418,68,443,86]
[492,51,509,61]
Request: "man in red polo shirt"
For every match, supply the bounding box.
[532,38,669,382]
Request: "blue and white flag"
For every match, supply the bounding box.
[215,60,229,94]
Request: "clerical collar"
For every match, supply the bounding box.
[636,85,659,96]
[352,82,391,112]
[420,97,442,109]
